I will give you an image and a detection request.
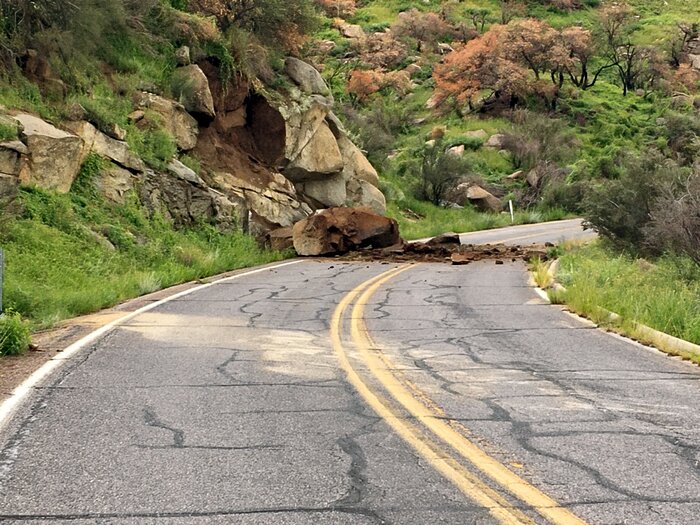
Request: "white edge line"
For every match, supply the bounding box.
[0,260,303,429]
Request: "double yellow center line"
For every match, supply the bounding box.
[330,264,587,525]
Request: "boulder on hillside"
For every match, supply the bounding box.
[526,170,540,188]
[346,178,386,215]
[268,226,294,251]
[337,134,379,188]
[292,207,399,256]
[465,129,488,140]
[284,58,332,98]
[13,113,83,193]
[484,134,507,149]
[466,185,502,212]
[172,64,216,123]
[284,122,344,181]
[340,23,365,40]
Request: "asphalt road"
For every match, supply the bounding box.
[457,218,595,246]
[1,222,698,524]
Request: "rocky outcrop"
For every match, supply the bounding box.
[284,57,332,98]
[2,56,387,244]
[171,64,216,123]
[133,92,199,151]
[292,207,400,256]
[13,114,83,193]
[65,121,145,172]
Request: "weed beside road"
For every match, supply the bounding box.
[555,243,700,347]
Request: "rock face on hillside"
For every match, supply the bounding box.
[2,57,386,245]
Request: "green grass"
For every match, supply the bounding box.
[1,186,288,330]
[387,195,570,239]
[556,242,700,349]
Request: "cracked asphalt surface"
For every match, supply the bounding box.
[1,223,699,524]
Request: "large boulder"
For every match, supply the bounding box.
[284,58,332,98]
[284,122,344,181]
[337,134,379,187]
[172,64,216,123]
[13,114,83,193]
[297,173,347,208]
[275,95,333,167]
[65,121,145,172]
[346,178,386,215]
[466,185,502,212]
[134,92,199,151]
[484,134,507,149]
[292,207,399,256]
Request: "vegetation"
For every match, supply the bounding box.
[556,243,700,350]
[3,185,286,330]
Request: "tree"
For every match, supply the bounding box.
[433,24,528,109]
[391,8,453,53]
[560,26,615,89]
[346,69,382,103]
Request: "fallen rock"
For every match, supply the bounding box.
[292,207,400,256]
[269,226,294,251]
[172,64,216,122]
[284,57,332,98]
[13,113,83,193]
[428,232,461,246]
[506,170,524,181]
[451,253,474,265]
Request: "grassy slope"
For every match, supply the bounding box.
[4,185,287,330]
[556,243,700,348]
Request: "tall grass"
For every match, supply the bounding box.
[2,187,288,330]
[557,243,700,346]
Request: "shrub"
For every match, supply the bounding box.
[583,151,681,251]
[501,110,579,171]
[0,310,31,356]
[644,167,700,264]
[416,139,473,205]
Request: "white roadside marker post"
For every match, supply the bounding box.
[508,200,514,224]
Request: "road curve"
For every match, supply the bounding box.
[1,253,699,523]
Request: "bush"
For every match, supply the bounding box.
[583,151,681,251]
[415,138,473,205]
[501,110,579,171]
[645,166,700,264]
[0,310,31,356]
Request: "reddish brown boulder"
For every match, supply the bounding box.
[292,207,400,256]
